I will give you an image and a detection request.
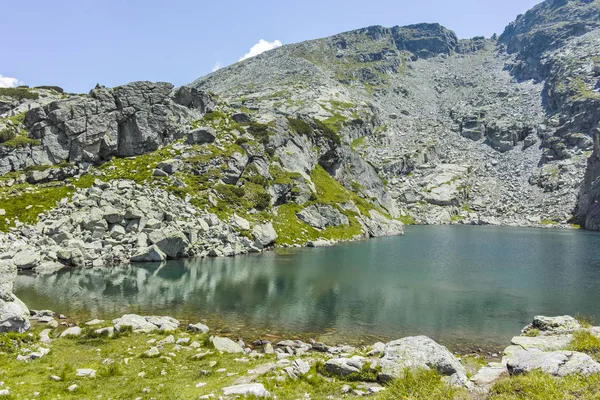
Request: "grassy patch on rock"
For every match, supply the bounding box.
[569,330,600,361]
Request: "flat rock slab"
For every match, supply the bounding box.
[511,334,573,351]
[506,349,600,377]
[470,363,507,392]
[222,383,271,397]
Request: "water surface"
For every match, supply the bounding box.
[14,226,600,350]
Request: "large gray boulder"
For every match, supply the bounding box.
[12,249,41,270]
[185,127,216,145]
[359,210,404,237]
[252,222,278,248]
[379,336,468,386]
[148,229,189,258]
[112,314,158,333]
[130,245,167,262]
[211,336,244,353]
[506,349,600,377]
[522,315,581,335]
[297,204,349,229]
[0,294,30,333]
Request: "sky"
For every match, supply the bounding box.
[1,0,542,93]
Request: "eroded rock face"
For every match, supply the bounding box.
[379,336,468,386]
[0,82,215,174]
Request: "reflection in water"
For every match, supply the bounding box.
[14,226,600,349]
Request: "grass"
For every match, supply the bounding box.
[524,328,540,337]
[351,136,366,150]
[0,87,39,100]
[398,215,416,225]
[377,369,468,400]
[490,370,600,399]
[0,183,74,232]
[569,330,600,361]
[576,314,595,328]
[287,117,314,137]
[541,219,559,226]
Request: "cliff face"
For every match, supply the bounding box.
[1,0,600,234]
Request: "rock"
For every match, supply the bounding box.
[379,336,468,386]
[145,315,180,331]
[469,363,507,391]
[511,335,573,352]
[103,207,124,224]
[12,249,40,270]
[158,335,175,345]
[60,326,82,337]
[188,322,210,334]
[157,159,183,175]
[297,204,349,229]
[33,261,65,276]
[148,229,189,258]
[186,127,216,145]
[112,314,158,332]
[211,336,244,353]
[76,368,96,378]
[143,347,161,358]
[324,356,366,376]
[130,245,167,262]
[522,316,581,335]
[506,349,600,377]
[0,294,31,333]
[0,260,16,301]
[230,214,250,231]
[367,342,386,357]
[222,383,271,397]
[67,384,78,392]
[252,222,277,248]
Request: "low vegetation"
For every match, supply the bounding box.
[569,330,600,361]
[0,87,40,100]
[490,370,600,399]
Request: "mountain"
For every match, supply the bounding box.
[0,0,600,275]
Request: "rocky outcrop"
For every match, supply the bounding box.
[0,82,215,175]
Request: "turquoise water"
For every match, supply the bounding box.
[14,226,600,350]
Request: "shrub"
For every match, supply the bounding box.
[254,192,271,211]
[570,330,600,360]
[576,313,595,328]
[287,117,313,137]
[0,87,39,100]
[0,129,16,143]
[2,136,41,149]
[314,118,341,145]
[246,122,272,145]
[34,85,64,93]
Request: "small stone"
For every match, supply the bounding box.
[67,384,78,392]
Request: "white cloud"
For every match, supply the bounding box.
[239,39,282,61]
[212,62,222,72]
[0,74,22,88]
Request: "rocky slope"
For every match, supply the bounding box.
[191,0,600,228]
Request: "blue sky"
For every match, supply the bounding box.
[1,0,541,93]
